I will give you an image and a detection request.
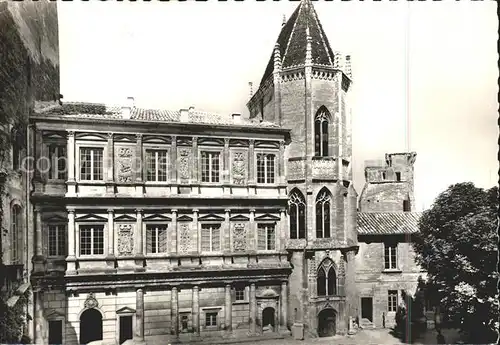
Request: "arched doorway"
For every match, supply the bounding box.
[262,307,275,332]
[317,308,336,337]
[80,308,103,345]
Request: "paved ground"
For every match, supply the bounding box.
[232,328,463,345]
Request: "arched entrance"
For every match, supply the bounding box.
[317,308,336,337]
[262,307,275,332]
[80,308,103,345]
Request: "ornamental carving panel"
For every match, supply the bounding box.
[115,147,134,183]
[232,223,247,251]
[232,152,247,185]
[178,148,191,182]
[311,159,337,180]
[287,160,305,180]
[84,293,98,309]
[178,224,192,254]
[117,224,134,256]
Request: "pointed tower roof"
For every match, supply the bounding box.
[260,0,336,86]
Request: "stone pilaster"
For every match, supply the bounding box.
[135,288,146,344]
[192,136,198,184]
[171,286,179,337]
[32,207,45,273]
[66,208,76,273]
[223,138,230,183]
[224,209,230,252]
[249,209,256,252]
[249,283,257,335]
[279,140,285,184]
[225,283,232,332]
[106,133,114,195]
[170,135,177,182]
[171,209,178,255]
[66,131,76,196]
[193,209,200,254]
[192,286,200,335]
[135,134,143,196]
[248,140,255,183]
[34,289,44,345]
[107,209,115,257]
[281,281,288,331]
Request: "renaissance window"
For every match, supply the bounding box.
[315,188,332,239]
[317,259,337,296]
[146,225,168,254]
[257,224,275,251]
[235,287,245,301]
[11,205,21,263]
[314,107,330,157]
[146,150,168,182]
[79,225,104,256]
[388,290,398,312]
[201,224,221,252]
[201,152,220,183]
[79,147,103,181]
[384,243,398,270]
[48,224,66,257]
[256,153,275,184]
[48,144,67,180]
[205,312,218,327]
[289,189,306,239]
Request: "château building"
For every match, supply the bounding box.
[22,0,423,344]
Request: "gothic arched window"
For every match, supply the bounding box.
[11,204,22,263]
[316,188,331,238]
[289,189,306,239]
[317,259,337,296]
[314,107,331,157]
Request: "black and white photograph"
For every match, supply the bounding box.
[0,0,497,344]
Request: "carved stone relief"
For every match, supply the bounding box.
[232,223,247,251]
[117,224,134,256]
[312,159,336,179]
[287,160,305,180]
[115,147,134,183]
[84,293,98,309]
[178,148,191,182]
[232,152,246,185]
[178,224,191,254]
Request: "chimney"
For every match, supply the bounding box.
[180,109,189,122]
[121,96,134,120]
[232,113,241,124]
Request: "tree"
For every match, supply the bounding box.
[412,182,498,343]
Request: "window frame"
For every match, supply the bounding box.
[316,259,337,297]
[77,144,106,182]
[257,222,276,251]
[314,109,330,157]
[10,204,22,263]
[234,286,246,302]
[47,223,67,258]
[315,188,332,239]
[205,311,218,328]
[200,222,222,253]
[78,223,105,257]
[388,290,398,312]
[145,223,168,255]
[288,189,306,239]
[384,243,398,270]
[47,142,67,181]
[199,149,222,184]
[47,316,65,345]
[255,150,277,185]
[144,145,170,183]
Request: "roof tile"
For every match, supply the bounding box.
[357,212,422,235]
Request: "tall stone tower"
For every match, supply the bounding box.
[247,0,358,338]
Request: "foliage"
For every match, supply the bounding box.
[393,277,428,342]
[412,182,499,344]
[0,288,31,343]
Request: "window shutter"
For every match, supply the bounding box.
[201,227,210,251]
[158,227,168,253]
[257,225,265,250]
[212,226,221,251]
[146,227,153,253]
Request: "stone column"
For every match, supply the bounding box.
[249,283,257,334]
[193,209,200,254]
[171,209,178,255]
[248,140,255,183]
[171,286,179,336]
[225,283,232,332]
[66,208,76,273]
[34,289,44,345]
[107,209,114,256]
[66,131,76,196]
[170,135,177,182]
[136,209,143,255]
[223,209,230,252]
[135,288,145,343]
[192,286,200,335]
[32,207,45,273]
[281,281,288,330]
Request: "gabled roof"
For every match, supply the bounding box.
[357,212,422,236]
[260,0,336,86]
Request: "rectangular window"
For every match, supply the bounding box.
[48,225,66,257]
[48,144,67,180]
[146,150,168,182]
[256,153,275,184]
[201,224,221,252]
[205,312,217,327]
[201,152,220,183]
[79,225,104,256]
[395,172,401,181]
[388,290,398,312]
[146,225,168,254]
[48,320,63,345]
[235,287,245,301]
[384,243,398,270]
[79,147,103,181]
[257,224,275,251]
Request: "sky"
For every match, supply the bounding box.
[57,0,498,211]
